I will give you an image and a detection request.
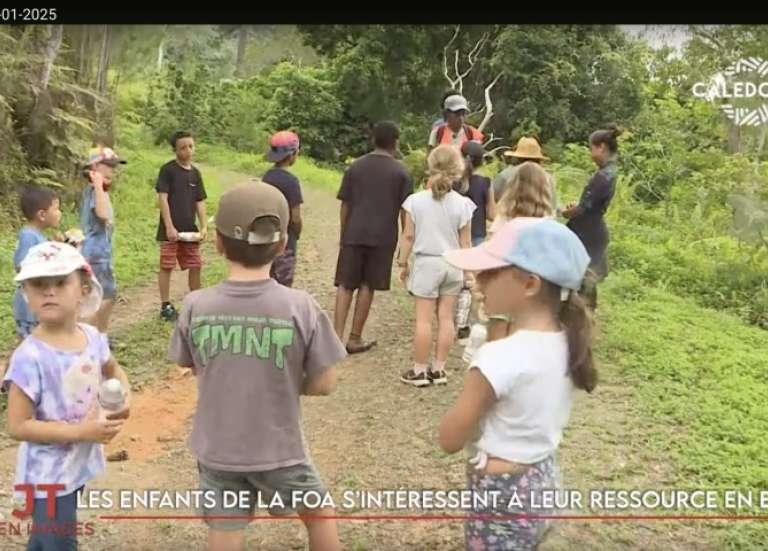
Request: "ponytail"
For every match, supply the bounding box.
[427,144,465,200]
[559,289,597,392]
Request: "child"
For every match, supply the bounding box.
[168,182,345,551]
[3,241,131,550]
[397,145,475,387]
[460,141,496,247]
[80,145,126,334]
[263,130,304,288]
[487,161,554,342]
[438,217,596,551]
[13,185,62,339]
[157,130,208,321]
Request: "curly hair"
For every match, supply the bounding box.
[498,161,553,219]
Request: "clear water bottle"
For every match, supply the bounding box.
[455,286,472,332]
[99,378,125,420]
[463,323,488,364]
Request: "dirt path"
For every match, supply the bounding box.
[1,171,718,550]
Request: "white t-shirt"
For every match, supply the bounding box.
[471,330,574,464]
[402,190,475,256]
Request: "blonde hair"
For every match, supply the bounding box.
[498,161,553,218]
[427,145,464,200]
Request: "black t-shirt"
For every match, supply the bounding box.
[466,174,491,239]
[337,153,414,249]
[262,167,304,252]
[156,161,207,241]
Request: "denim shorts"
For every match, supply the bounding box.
[90,261,117,299]
[197,461,328,531]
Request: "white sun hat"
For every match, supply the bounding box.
[15,241,103,318]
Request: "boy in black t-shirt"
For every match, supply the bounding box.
[156,131,208,321]
[262,131,304,288]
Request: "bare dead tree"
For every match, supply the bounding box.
[441,26,503,136]
[37,25,63,92]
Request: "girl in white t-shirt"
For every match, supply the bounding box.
[439,217,596,551]
[396,145,476,387]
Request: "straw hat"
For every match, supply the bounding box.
[504,137,549,161]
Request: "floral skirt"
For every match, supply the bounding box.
[465,456,558,551]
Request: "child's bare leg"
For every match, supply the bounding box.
[299,506,340,551]
[413,298,436,365]
[435,295,458,362]
[207,528,245,551]
[93,299,114,333]
[189,267,202,291]
[159,268,173,303]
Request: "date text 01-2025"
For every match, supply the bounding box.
[0,8,58,23]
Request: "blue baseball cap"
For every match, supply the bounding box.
[444,217,590,291]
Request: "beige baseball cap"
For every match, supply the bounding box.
[214,180,289,244]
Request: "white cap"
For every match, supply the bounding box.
[15,242,103,318]
[444,94,470,112]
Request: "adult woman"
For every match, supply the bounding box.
[561,124,621,310]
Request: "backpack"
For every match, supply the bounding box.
[436,123,473,145]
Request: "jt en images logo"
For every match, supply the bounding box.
[692,57,768,127]
[1,484,95,538]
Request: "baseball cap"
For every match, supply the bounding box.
[15,242,103,318]
[444,217,590,291]
[214,180,289,245]
[462,141,485,159]
[85,146,126,167]
[266,131,300,163]
[443,94,469,113]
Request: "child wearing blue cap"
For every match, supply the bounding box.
[438,217,597,550]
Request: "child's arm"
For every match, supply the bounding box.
[6,384,123,445]
[486,185,497,222]
[158,193,178,241]
[438,368,496,454]
[89,172,112,223]
[102,356,131,420]
[302,366,337,396]
[289,205,303,240]
[338,202,349,245]
[196,200,208,241]
[397,213,416,283]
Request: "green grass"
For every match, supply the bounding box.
[599,270,768,545]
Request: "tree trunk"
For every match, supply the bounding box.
[754,124,767,178]
[96,25,111,94]
[77,25,89,84]
[235,26,248,77]
[37,25,63,91]
[157,38,165,71]
[728,123,742,154]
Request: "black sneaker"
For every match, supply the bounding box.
[160,304,178,322]
[457,326,471,340]
[400,369,430,387]
[428,370,448,385]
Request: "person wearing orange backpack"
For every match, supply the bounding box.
[428,93,483,152]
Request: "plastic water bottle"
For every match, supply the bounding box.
[99,378,125,420]
[455,286,472,331]
[463,323,488,364]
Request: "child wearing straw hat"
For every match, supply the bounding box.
[492,136,558,214]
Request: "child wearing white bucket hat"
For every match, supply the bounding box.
[2,241,131,551]
[437,217,596,550]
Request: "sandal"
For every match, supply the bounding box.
[346,340,377,354]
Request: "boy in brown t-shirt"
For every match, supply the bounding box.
[168,181,345,551]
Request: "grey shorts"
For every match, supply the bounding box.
[197,461,328,531]
[408,255,463,299]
